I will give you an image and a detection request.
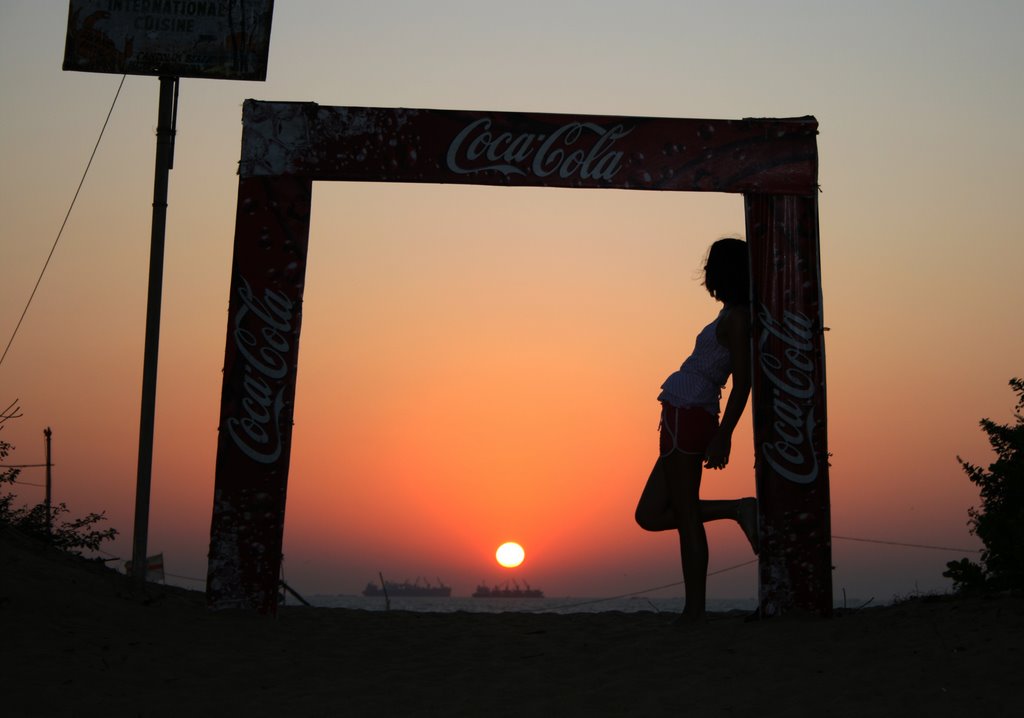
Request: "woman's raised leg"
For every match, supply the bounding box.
[700,497,759,554]
[634,458,677,532]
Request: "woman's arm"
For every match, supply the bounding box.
[704,306,751,469]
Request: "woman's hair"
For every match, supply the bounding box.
[702,237,749,304]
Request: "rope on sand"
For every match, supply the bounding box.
[832,535,982,553]
[535,559,758,613]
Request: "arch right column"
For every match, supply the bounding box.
[745,192,833,617]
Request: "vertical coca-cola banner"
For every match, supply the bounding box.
[208,175,312,612]
[745,193,832,617]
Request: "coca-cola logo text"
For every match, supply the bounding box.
[446,118,632,181]
[758,305,820,484]
[225,277,295,465]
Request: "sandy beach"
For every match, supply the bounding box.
[4,526,1021,717]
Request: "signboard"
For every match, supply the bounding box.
[63,0,274,80]
[208,101,832,615]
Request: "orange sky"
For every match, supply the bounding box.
[2,2,1022,601]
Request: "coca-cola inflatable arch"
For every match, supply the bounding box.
[208,102,831,616]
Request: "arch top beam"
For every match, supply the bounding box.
[238,100,818,195]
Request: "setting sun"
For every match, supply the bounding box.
[495,542,525,568]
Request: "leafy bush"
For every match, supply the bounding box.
[1,432,117,554]
[945,378,1024,591]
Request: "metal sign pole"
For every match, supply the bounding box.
[131,76,178,584]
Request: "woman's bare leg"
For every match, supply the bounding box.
[701,497,759,554]
[635,454,760,622]
[662,450,708,620]
[634,458,677,531]
[636,463,759,553]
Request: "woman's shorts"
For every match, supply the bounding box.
[659,402,718,456]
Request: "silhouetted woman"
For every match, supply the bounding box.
[635,237,759,623]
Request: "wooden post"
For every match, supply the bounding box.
[44,427,52,537]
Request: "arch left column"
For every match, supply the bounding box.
[207,175,312,612]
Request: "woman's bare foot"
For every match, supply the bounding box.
[738,497,759,555]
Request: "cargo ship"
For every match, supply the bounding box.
[362,577,451,598]
[472,579,544,598]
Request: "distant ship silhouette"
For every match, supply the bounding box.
[472,579,544,598]
[362,576,452,598]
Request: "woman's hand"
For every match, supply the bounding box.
[704,430,732,470]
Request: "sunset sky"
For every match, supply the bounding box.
[1,1,1022,602]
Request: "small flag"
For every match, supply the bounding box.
[125,553,165,583]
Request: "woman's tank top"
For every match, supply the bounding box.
[658,309,732,415]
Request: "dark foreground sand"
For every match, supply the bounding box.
[3,526,1022,717]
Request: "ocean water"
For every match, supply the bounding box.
[303,594,759,615]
